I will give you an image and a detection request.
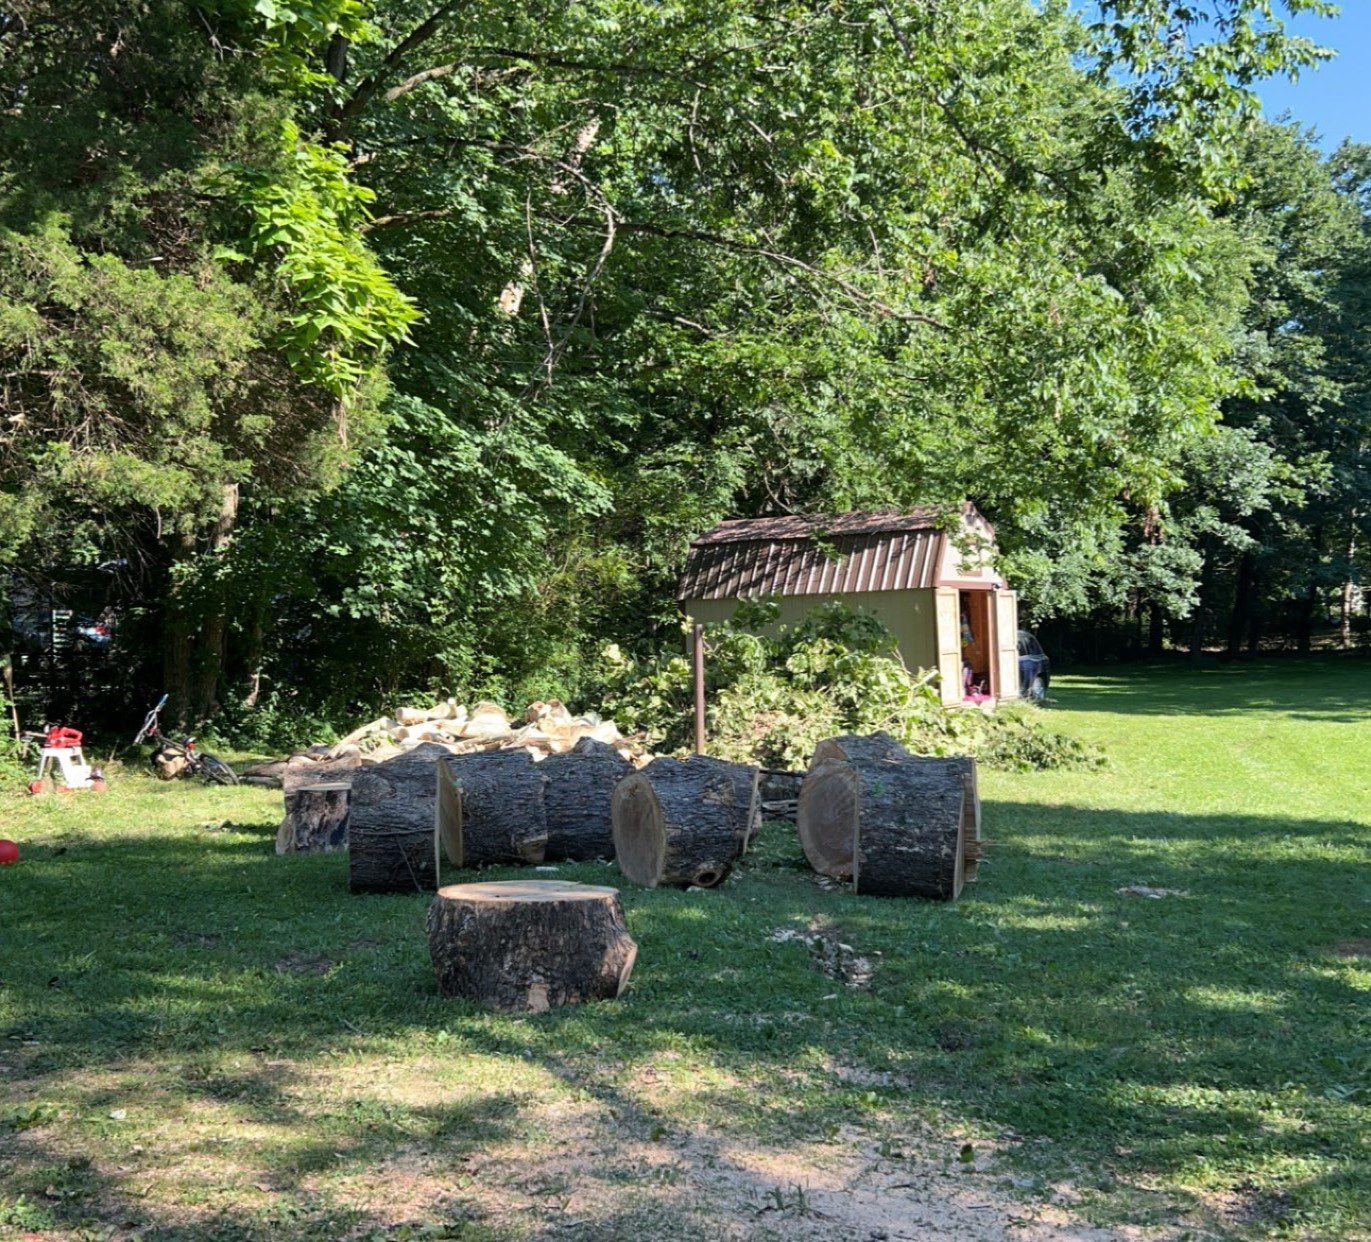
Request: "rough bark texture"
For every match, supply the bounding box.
[347,743,446,894]
[425,880,637,1011]
[436,749,548,871]
[283,753,360,794]
[798,738,980,886]
[276,783,350,854]
[612,756,757,889]
[851,760,966,901]
[540,738,632,861]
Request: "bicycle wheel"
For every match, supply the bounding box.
[198,752,239,785]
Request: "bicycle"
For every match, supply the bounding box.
[133,695,238,786]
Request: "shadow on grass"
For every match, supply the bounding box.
[2,792,1367,1237]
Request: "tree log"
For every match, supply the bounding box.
[347,743,445,894]
[799,734,980,882]
[436,749,548,871]
[540,738,632,861]
[276,782,351,854]
[852,758,965,900]
[425,880,637,1011]
[612,755,758,888]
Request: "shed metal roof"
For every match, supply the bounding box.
[678,509,955,601]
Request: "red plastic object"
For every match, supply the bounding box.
[44,726,83,749]
[0,839,18,865]
[27,780,45,796]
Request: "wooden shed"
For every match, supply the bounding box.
[678,505,1020,706]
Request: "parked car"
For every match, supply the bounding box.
[1018,630,1051,701]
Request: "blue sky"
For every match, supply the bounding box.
[1250,5,1369,148]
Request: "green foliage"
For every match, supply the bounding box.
[597,604,1100,771]
[227,121,420,398]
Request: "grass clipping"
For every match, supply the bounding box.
[598,602,1101,771]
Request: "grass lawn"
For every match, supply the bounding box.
[1,659,1368,1239]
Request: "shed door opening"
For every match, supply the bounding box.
[960,590,993,699]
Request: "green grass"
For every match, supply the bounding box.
[1,658,1368,1238]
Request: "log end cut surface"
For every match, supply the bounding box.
[611,773,667,888]
[796,761,859,879]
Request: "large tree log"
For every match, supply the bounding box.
[425,880,637,1011]
[276,782,350,854]
[612,756,758,888]
[799,734,981,881]
[436,749,548,871]
[540,738,632,861]
[800,756,965,900]
[347,743,446,893]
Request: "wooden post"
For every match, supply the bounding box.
[692,623,706,755]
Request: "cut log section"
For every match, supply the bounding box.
[852,759,965,901]
[436,750,548,872]
[540,738,633,861]
[276,782,350,854]
[347,743,446,894]
[425,880,637,1011]
[612,756,758,889]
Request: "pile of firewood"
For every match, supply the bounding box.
[243,699,649,787]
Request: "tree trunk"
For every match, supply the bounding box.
[810,731,908,767]
[283,753,360,794]
[276,783,351,854]
[425,880,637,1011]
[1227,549,1255,659]
[163,529,197,727]
[540,738,632,862]
[190,482,239,721]
[1147,603,1165,656]
[1341,528,1358,649]
[612,756,757,888]
[1296,581,1318,655]
[436,749,548,871]
[347,743,447,894]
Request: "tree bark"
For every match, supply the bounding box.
[162,529,197,727]
[190,482,239,721]
[425,880,637,1011]
[1227,548,1255,659]
[436,749,548,871]
[283,753,360,794]
[348,743,447,894]
[612,756,757,888]
[1296,581,1318,655]
[276,783,351,854]
[540,738,632,861]
[845,761,966,901]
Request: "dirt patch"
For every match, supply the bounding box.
[273,952,333,976]
[1330,938,1371,958]
[771,919,876,989]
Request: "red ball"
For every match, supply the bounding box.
[0,839,18,866]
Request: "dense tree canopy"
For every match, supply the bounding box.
[0,0,1364,729]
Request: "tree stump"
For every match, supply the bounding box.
[436,750,548,871]
[425,880,637,1011]
[612,756,758,888]
[809,731,908,768]
[276,783,351,854]
[540,738,633,861]
[348,743,446,894]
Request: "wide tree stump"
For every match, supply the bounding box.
[809,731,909,768]
[425,880,637,1011]
[540,738,633,861]
[436,750,548,871]
[348,743,446,894]
[276,782,351,854]
[612,756,758,888]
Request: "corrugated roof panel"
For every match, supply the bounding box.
[678,528,944,600]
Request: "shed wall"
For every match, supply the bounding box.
[683,589,938,673]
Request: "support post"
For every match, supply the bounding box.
[692,623,706,755]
